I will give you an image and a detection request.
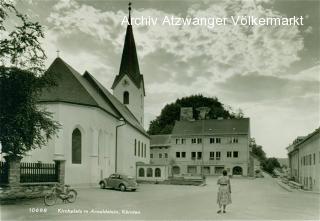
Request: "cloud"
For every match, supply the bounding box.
[216,73,319,103]
[46,0,304,86]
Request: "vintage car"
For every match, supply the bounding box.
[99,173,138,192]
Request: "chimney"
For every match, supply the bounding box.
[180,107,194,121]
[196,107,210,120]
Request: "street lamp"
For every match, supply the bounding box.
[115,117,126,173]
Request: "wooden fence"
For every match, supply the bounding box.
[20,162,59,183]
[0,161,9,184]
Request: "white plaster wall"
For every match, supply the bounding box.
[168,135,250,176]
[113,75,144,125]
[25,103,118,186]
[298,133,320,191]
[117,124,150,177]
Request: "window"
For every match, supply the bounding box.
[233,151,239,158]
[123,91,129,104]
[210,138,215,144]
[216,138,221,143]
[231,137,238,143]
[138,168,145,177]
[216,151,221,160]
[197,152,202,159]
[138,141,140,157]
[134,139,136,156]
[227,151,232,158]
[182,152,186,158]
[159,153,162,158]
[191,152,196,160]
[155,168,161,177]
[150,153,153,158]
[191,138,197,144]
[165,153,168,158]
[144,144,146,158]
[141,142,144,157]
[197,138,202,144]
[210,152,215,159]
[72,128,81,164]
[147,168,153,177]
[176,138,180,144]
[181,139,186,144]
[176,152,180,158]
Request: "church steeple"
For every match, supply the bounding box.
[111,2,143,91]
[112,2,145,126]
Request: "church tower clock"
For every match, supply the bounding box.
[112,2,145,126]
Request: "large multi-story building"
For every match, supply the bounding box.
[150,109,251,176]
[287,128,320,192]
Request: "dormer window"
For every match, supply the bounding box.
[123,91,129,104]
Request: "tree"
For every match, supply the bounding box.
[262,158,281,174]
[0,1,59,158]
[250,138,267,161]
[148,94,239,135]
[0,0,46,73]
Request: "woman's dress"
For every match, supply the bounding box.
[217,176,232,206]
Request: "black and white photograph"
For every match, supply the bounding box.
[0,0,319,220]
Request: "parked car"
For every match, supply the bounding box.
[99,173,138,192]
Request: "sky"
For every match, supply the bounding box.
[12,0,320,158]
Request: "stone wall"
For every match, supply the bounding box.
[0,159,65,202]
[0,183,56,201]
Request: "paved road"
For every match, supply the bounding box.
[1,175,319,220]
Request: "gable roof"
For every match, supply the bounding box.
[83,71,148,136]
[150,135,171,147]
[40,57,98,107]
[171,118,250,136]
[40,57,148,137]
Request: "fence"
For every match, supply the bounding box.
[20,162,59,183]
[0,161,9,184]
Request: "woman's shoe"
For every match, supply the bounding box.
[217,210,221,214]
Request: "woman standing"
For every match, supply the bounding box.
[217,170,232,214]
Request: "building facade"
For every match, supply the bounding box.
[287,128,320,192]
[150,113,251,177]
[21,6,150,186]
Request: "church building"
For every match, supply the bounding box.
[24,4,150,186]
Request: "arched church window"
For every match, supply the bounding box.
[72,128,82,164]
[123,91,129,104]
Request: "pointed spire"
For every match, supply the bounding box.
[112,1,143,90]
[128,2,132,25]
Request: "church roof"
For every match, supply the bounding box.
[171,118,250,136]
[40,57,148,137]
[40,57,99,107]
[111,8,144,93]
[83,71,147,136]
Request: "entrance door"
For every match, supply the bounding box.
[232,166,243,175]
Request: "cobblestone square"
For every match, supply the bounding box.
[1,175,319,220]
